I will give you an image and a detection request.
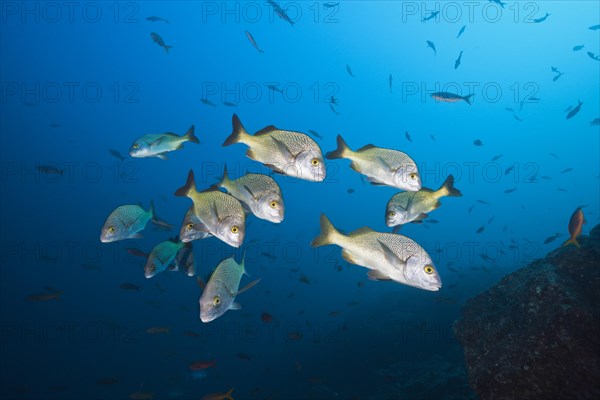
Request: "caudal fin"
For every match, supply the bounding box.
[463,94,474,105]
[562,237,581,249]
[164,45,173,54]
[184,125,199,144]
[438,175,462,197]
[174,170,197,197]
[326,135,351,160]
[310,214,340,247]
[224,388,235,400]
[223,114,249,147]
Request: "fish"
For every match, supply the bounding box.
[308,129,322,139]
[175,170,245,247]
[26,289,62,302]
[174,243,196,277]
[489,0,506,8]
[504,165,514,175]
[562,207,586,248]
[261,312,274,323]
[37,165,64,175]
[311,214,441,291]
[236,352,252,360]
[329,103,340,115]
[222,114,326,182]
[561,168,573,173]
[346,64,355,77]
[267,0,294,26]
[477,200,490,205]
[421,11,439,22]
[244,31,264,53]
[550,153,559,159]
[199,253,260,322]
[386,175,462,227]
[456,25,466,38]
[405,131,412,143]
[49,123,61,128]
[146,16,169,23]
[504,188,517,193]
[144,238,184,278]
[201,388,234,400]
[200,98,216,107]
[587,51,600,61]
[109,149,126,161]
[389,74,392,93]
[431,91,473,105]
[129,125,199,159]
[150,32,173,53]
[323,2,339,7]
[533,12,550,23]
[566,101,583,119]
[589,118,600,126]
[180,206,213,243]
[126,248,149,259]
[100,203,154,243]
[119,283,141,291]
[189,360,216,371]
[573,45,584,51]
[473,139,483,146]
[589,24,600,30]
[223,101,238,107]
[430,134,436,141]
[216,167,284,223]
[492,154,503,161]
[146,326,170,334]
[426,40,436,55]
[326,135,421,191]
[347,188,355,194]
[543,233,561,244]
[476,226,485,234]
[454,51,463,69]
[553,72,563,81]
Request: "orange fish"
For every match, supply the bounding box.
[260,312,274,323]
[189,360,216,371]
[562,207,586,248]
[201,388,234,400]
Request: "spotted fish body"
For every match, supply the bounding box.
[217,169,284,223]
[175,170,245,248]
[327,135,421,191]
[100,203,154,243]
[311,214,441,291]
[180,206,212,243]
[222,114,326,182]
[144,239,184,278]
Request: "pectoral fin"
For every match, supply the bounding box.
[367,270,392,281]
[156,153,168,160]
[377,239,406,268]
[232,279,261,296]
[229,302,242,310]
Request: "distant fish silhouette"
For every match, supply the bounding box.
[346,64,355,77]
[566,100,583,119]
[422,11,439,22]
[533,12,550,23]
[456,25,466,38]
[426,40,436,55]
[454,51,463,69]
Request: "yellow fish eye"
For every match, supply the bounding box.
[388,211,395,217]
[270,201,277,208]
[231,226,239,234]
[213,296,220,306]
[410,173,417,180]
[311,158,320,166]
[108,226,116,233]
[187,223,194,229]
[424,265,434,274]
[133,144,139,149]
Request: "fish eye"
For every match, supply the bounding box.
[108,226,116,233]
[270,201,277,208]
[187,223,194,229]
[311,158,320,166]
[231,226,239,234]
[132,144,139,149]
[388,211,395,217]
[151,265,157,272]
[213,296,220,306]
[409,173,417,180]
[424,265,434,275]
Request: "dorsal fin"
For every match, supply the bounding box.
[349,227,375,237]
[358,144,376,151]
[255,125,278,136]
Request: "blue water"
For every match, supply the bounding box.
[1,2,599,399]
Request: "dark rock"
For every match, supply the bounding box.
[454,225,600,399]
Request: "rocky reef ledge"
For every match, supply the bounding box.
[454,224,600,400]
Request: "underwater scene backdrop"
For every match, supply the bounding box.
[1,1,599,399]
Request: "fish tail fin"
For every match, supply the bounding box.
[184,125,199,144]
[223,114,249,146]
[164,45,173,54]
[464,94,474,105]
[224,388,234,400]
[562,237,581,249]
[438,175,462,197]
[326,135,351,160]
[310,214,340,247]
[174,170,197,198]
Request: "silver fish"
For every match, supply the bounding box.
[144,238,184,278]
[100,203,154,243]
[180,206,212,243]
[129,125,199,160]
